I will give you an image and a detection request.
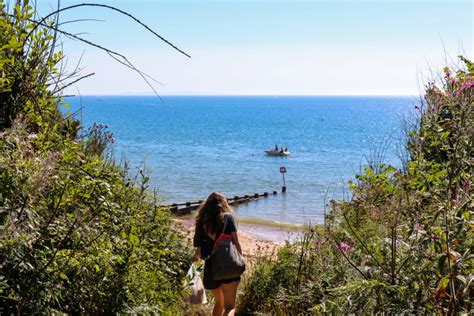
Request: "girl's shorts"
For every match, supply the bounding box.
[203,258,240,290]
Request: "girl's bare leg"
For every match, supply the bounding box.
[211,287,224,316]
[221,281,239,316]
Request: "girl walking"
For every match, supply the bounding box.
[193,192,243,316]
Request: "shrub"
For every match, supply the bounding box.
[239,57,473,315]
[238,227,353,315]
[0,1,192,313]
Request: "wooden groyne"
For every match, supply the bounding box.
[165,191,278,216]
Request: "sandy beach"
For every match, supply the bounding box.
[173,216,302,259]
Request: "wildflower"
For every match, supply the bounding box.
[314,238,326,245]
[443,67,451,77]
[460,81,474,88]
[371,209,381,219]
[415,222,424,230]
[336,242,352,253]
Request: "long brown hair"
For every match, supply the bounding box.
[195,192,232,235]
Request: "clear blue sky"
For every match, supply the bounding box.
[37,1,472,95]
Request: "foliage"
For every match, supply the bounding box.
[238,227,353,315]
[239,57,473,315]
[0,1,192,314]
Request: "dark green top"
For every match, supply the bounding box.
[193,213,237,259]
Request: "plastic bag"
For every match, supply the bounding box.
[184,263,207,304]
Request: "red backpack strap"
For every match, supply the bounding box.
[213,214,233,250]
[214,233,232,246]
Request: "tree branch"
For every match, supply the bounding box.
[26,3,191,58]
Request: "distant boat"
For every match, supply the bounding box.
[265,149,291,156]
[96,97,104,102]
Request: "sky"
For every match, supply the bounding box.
[36,0,473,95]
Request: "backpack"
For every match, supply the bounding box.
[211,214,246,280]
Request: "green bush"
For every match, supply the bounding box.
[238,227,353,315]
[0,1,192,313]
[239,58,473,314]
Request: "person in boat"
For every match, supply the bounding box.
[280,148,284,153]
[275,144,278,151]
[284,147,288,152]
[193,192,242,316]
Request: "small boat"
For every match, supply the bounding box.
[264,149,291,156]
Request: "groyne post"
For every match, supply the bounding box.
[280,166,287,193]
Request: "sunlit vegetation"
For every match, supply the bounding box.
[1,1,472,315]
[239,58,473,315]
[0,1,191,313]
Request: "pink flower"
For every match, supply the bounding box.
[371,209,381,219]
[460,82,474,88]
[336,242,353,253]
[314,238,326,245]
[434,89,443,97]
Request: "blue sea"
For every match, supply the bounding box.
[67,96,415,225]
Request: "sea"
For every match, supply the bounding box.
[67,96,416,225]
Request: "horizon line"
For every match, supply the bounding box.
[65,94,419,97]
